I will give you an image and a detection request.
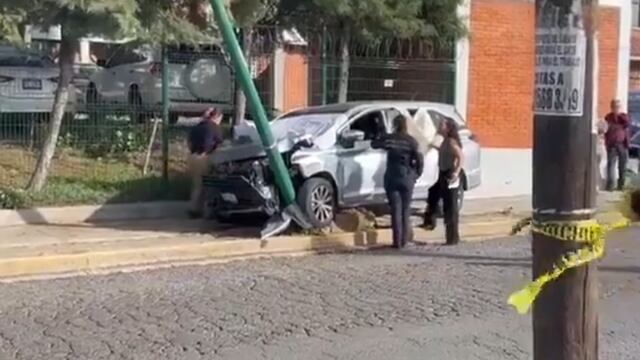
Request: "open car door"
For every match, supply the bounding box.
[405,107,440,199]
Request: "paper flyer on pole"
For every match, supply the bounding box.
[533,0,587,117]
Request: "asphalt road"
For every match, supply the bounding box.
[0,228,639,360]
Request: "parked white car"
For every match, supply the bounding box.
[86,43,233,123]
[0,45,77,115]
[205,101,481,228]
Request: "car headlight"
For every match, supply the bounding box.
[251,161,265,183]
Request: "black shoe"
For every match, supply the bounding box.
[422,221,436,231]
[187,210,203,219]
[445,240,460,246]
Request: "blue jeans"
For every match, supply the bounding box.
[385,180,414,248]
[606,144,628,191]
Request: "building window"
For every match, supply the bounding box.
[634,0,640,28]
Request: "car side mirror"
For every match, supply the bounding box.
[339,129,365,148]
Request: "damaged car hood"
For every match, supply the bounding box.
[210,114,339,164]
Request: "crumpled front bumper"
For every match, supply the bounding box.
[203,174,279,216]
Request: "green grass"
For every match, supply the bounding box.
[22,176,191,208]
[0,146,190,209]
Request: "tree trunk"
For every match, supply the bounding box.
[27,36,76,192]
[234,27,252,125]
[337,24,351,103]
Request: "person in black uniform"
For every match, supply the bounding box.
[373,115,424,249]
[423,117,464,245]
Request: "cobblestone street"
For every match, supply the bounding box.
[0,229,639,360]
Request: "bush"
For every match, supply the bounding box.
[0,187,28,209]
[57,121,149,158]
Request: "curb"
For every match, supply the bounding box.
[0,217,520,282]
[0,211,627,282]
[0,201,189,227]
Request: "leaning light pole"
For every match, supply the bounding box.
[209,0,311,237]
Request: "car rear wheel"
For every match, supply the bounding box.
[128,85,152,123]
[169,113,180,125]
[297,177,335,228]
[86,83,99,104]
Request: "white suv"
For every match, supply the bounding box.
[86,43,233,122]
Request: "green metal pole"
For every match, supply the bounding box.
[321,26,328,105]
[209,0,296,206]
[161,46,170,183]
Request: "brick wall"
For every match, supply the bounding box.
[630,29,640,91]
[467,0,621,148]
[282,46,309,112]
[598,8,620,119]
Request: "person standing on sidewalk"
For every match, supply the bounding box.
[187,108,224,218]
[372,115,424,249]
[423,118,464,245]
[605,99,630,191]
[596,118,608,191]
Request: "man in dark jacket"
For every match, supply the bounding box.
[605,99,630,191]
[187,108,224,218]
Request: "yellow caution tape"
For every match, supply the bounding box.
[508,217,630,315]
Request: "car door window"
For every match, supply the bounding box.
[428,110,469,131]
[427,110,446,129]
[384,108,402,125]
[348,110,387,141]
[106,47,146,68]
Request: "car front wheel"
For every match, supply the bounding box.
[297,177,335,228]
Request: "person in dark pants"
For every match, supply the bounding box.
[423,118,464,245]
[187,107,224,218]
[372,115,424,249]
[605,99,630,191]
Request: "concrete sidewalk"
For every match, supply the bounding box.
[0,194,624,281]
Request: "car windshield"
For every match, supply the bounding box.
[0,54,53,68]
[271,113,339,139]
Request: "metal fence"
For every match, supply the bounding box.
[302,29,456,105]
[0,26,456,207]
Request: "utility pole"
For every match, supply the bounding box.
[531,0,598,359]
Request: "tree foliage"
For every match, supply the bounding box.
[0,0,140,42]
[230,0,280,27]
[137,0,215,44]
[420,0,467,40]
[277,0,466,40]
